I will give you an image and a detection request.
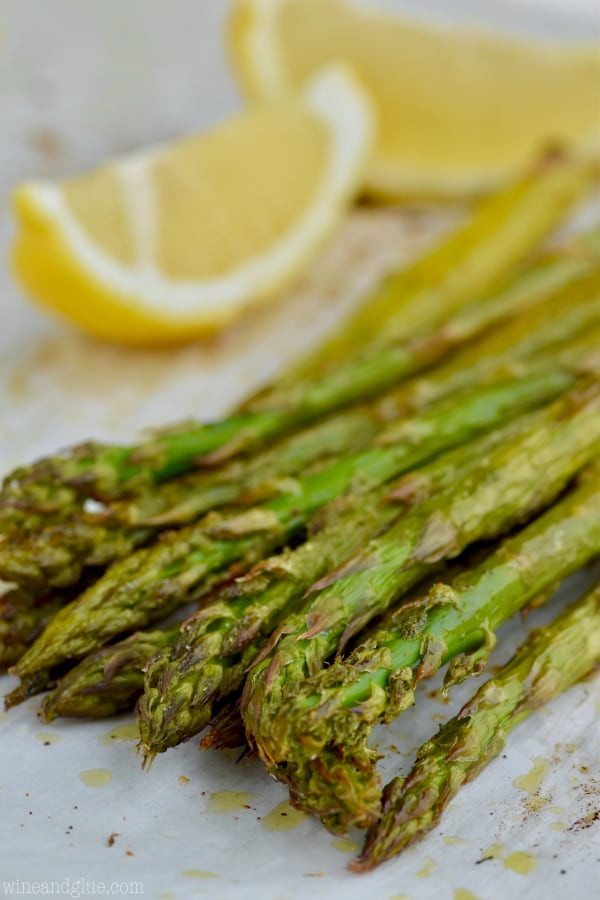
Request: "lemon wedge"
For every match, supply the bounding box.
[11,65,372,345]
[229,0,600,197]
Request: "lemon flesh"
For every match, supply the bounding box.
[11,65,372,345]
[229,0,600,197]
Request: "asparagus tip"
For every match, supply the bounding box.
[38,696,56,724]
[138,744,157,771]
[4,685,26,710]
[346,856,371,874]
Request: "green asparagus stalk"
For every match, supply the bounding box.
[0,407,379,592]
[110,405,381,527]
[241,381,600,827]
[1,160,589,507]
[276,474,600,833]
[381,279,600,421]
[354,579,600,871]
[40,626,180,722]
[0,590,64,670]
[136,368,575,757]
[246,154,591,397]
[0,482,81,528]
[0,517,152,593]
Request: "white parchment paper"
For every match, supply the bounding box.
[1,3,599,898]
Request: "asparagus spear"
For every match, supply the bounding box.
[137,369,574,756]
[277,473,600,833]
[2,160,589,506]
[381,279,600,420]
[0,517,152,593]
[241,381,600,826]
[0,482,80,527]
[0,407,379,592]
[40,626,180,722]
[354,579,600,871]
[200,699,247,752]
[9,367,564,707]
[246,154,591,396]
[0,590,64,670]
[110,404,381,527]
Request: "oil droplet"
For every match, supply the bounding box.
[7,367,31,402]
[504,852,536,875]
[36,732,61,745]
[99,722,140,744]
[0,711,7,722]
[332,838,359,854]
[182,870,217,879]
[513,757,550,795]
[550,821,565,831]
[444,835,468,846]
[79,768,113,787]
[261,800,306,831]
[416,856,437,878]
[158,893,175,900]
[206,790,254,814]
[481,842,504,860]
[454,890,481,900]
[526,793,551,814]
[550,806,566,816]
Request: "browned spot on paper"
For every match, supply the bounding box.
[568,809,600,832]
[27,127,65,162]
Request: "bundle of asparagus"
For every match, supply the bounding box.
[2,156,599,872]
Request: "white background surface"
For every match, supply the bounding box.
[0,3,599,899]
